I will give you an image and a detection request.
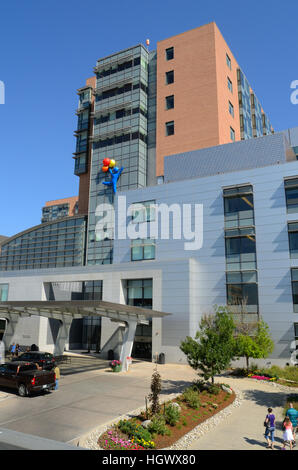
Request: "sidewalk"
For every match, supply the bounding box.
[188,375,297,451]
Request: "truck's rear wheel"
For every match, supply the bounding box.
[18,384,28,397]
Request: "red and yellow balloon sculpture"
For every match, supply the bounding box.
[102,158,116,172]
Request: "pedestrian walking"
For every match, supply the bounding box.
[282,417,294,450]
[53,364,60,390]
[264,407,276,449]
[15,344,20,358]
[285,403,298,447]
[10,342,16,358]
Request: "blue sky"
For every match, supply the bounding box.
[0,0,297,237]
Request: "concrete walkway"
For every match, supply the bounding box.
[188,375,297,451]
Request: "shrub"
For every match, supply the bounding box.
[190,379,206,393]
[208,384,221,395]
[182,388,201,409]
[148,415,170,436]
[164,403,181,426]
[148,367,162,415]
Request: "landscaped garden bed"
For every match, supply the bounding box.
[230,365,298,388]
[97,381,235,450]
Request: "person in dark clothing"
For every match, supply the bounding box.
[264,407,276,449]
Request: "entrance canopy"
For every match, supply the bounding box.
[0,300,170,323]
[0,301,171,370]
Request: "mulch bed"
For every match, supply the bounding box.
[98,387,235,450]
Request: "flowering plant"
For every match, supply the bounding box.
[248,374,276,382]
[110,360,122,368]
[101,430,146,450]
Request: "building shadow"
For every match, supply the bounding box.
[243,388,287,409]
[160,378,194,395]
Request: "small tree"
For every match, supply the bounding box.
[180,306,235,384]
[148,366,162,415]
[234,318,274,372]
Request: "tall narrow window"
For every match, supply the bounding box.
[230,127,235,141]
[226,53,232,69]
[229,101,234,117]
[0,284,8,302]
[165,70,174,85]
[166,47,174,61]
[228,77,233,93]
[288,222,298,258]
[285,178,298,213]
[291,269,298,312]
[165,95,174,110]
[165,121,174,136]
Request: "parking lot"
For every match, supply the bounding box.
[0,356,197,446]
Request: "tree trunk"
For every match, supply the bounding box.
[246,355,249,373]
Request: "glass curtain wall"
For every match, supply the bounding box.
[223,186,259,314]
[125,278,152,359]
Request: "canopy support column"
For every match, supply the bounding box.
[1,313,20,353]
[53,315,73,356]
[119,320,137,371]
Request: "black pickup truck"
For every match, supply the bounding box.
[0,362,56,396]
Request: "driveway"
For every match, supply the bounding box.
[0,358,197,444]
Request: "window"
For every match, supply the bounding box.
[229,101,234,117]
[252,114,256,129]
[285,178,298,213]
[226,271,258,312]
[225,232,256,271]
[227,77,233,93]
[165,121,174,136]
[0,284,8,301]
[74,154,87,175]
[226,53,231,69]
[131,239,155,261]
[230,127,235,141]
[291,269,298,312]
[165,95,174,110]
[166,47,174,61]
[49,280,103,301]
[131,200,156,223]
[76,132,88,153]
[250,94,255,109]
[288,222,298,258]
[165,70,174,85]
[223,185,254,229]
[125,278,152,308]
